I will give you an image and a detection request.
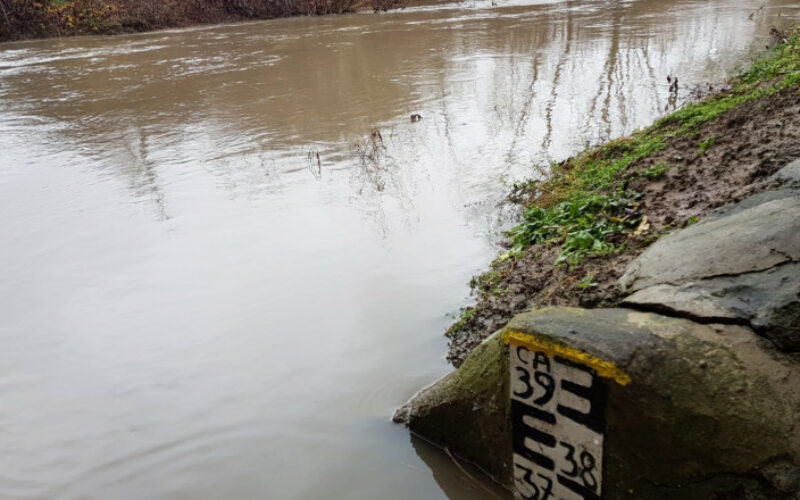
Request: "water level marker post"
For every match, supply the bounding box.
[503,330,631,500]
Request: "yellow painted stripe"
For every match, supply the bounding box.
[503,330,631,386]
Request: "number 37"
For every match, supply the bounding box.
[514,464,553,500]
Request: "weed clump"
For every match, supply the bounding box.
[638,162,669,179]
[469,270,508,299]
[446,307,475,337]
[508,193,640,267]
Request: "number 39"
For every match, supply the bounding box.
[513,365,555,406]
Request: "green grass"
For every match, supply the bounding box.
[506,28,800,267]
[577,275,597,289]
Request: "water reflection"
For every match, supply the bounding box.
[0,0,797,498]
[411,435,513,499]
[1,0,795,228]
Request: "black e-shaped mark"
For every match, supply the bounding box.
[511,399,557,471]
[554,357,607,434]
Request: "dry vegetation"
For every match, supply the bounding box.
[0,0,398,41]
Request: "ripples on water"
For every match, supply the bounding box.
[0,0,797,498]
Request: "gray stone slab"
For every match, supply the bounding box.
[623,261,800,351]
[709,161,800,218]
[710,187,800,219]
[619,196,800,293]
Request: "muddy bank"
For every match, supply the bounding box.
[447,28,800,366]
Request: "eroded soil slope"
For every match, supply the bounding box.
[447,32,800,365]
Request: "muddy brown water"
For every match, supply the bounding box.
[0,0,797,498]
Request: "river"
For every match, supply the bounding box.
[0,0,797,498]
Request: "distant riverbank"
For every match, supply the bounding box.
[0,0,430,42]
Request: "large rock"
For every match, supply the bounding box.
[396,161,800,498]
[393,330,513,484]
[396,307,800,499]
[620,164,800,351]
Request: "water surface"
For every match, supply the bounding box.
[1,0,797,498]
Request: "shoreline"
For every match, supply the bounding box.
[0,0,450,43]
[445,26,800,366]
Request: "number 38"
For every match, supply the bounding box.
[559,442,599,491]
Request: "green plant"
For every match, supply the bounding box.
[446,307,476,337]
[507,193,640,267]
[470,270,507,298]
[639,162,669,179]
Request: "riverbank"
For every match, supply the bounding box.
[446,26,800,366]
[0,0,425,42]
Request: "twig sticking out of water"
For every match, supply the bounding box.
[307,147,322,180]
[665,75,680,111]
[667,75,679,95]
[749,3,766,21]
[353,128,390,193]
